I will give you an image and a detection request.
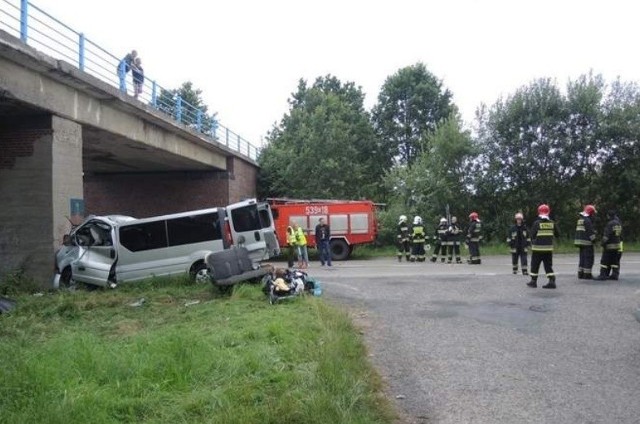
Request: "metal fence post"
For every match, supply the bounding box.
[151,81,157,108]
[176,95,182,123]
[78,33,85,71]
[20,0,28,43]
[211,119,218,139]
[225,128,229,146]
[196,110,202,132]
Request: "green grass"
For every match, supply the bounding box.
[0,278,395,424]
[352,241,639,259]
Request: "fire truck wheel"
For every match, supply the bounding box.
[330,239,350,261]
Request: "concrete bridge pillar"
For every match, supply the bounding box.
[0,114,83,285]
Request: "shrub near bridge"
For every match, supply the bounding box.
[0,278,394,424]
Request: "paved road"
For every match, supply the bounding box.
[311,253,640,424]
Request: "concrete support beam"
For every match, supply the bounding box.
[0,115,82,285]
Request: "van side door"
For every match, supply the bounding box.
[70,220,116,287]
[257,202,281,259]
[226,199,266,262]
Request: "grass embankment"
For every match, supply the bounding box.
[0,278,394,424]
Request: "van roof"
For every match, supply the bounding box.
[121,207,222,225]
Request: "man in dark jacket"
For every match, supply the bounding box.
[466,212,482,264]
[507,212,531,275]
[574,204,597,279]
[396,215,411,262]
[315,218,332,267]
[431,218,449,263]
[447,216,463,264]
[527,204,559,289]
[595,210,623,280]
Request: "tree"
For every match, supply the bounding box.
[258,75,386,200]
[155,81,218,134]
[380,116,475,242]
[372,63,456,166]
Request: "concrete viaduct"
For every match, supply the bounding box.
[0,30,260,284]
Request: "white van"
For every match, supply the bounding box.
[53,199,280,289]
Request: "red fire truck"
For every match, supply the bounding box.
[267,198,379,260]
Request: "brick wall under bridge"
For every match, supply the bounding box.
[83,156,258,218]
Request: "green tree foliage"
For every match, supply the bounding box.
[156,81,218,134]
[379,116,475,243]
[372,63,456,166]
[258,75,386,200]
[473,74,640,240]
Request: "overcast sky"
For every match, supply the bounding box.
[15,0,640,147]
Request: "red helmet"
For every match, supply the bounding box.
[469,212,479,221]
[537,204,550,216]
[583,204,597,216]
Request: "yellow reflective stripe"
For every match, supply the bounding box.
[532,246,554,252]
[537,231,553,236]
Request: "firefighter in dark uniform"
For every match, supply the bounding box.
[431,218,449,263]
[595,210,623,280]
[574,204,597,279]
[447,216,463,264]
[507,212,531,275]
[410,216,426,262]
[396,215,411,262]
[466,212,482,264]
[527,204,559,289]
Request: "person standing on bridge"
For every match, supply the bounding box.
[315,218,332,267]
[117,49,138,93]
[132,57,144,99]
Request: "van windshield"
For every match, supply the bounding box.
[231,205,261,232]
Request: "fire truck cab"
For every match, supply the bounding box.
[267,198,378,260]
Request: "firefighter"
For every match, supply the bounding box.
[507,212,531,275]
[466,212,482,264]
[527,204,558,289]
[410,216,426,262]
[574,204,597,279]
[595,210,623,281]
[447,216,463,264]
[430,218,449,263]
[396,215,411,262]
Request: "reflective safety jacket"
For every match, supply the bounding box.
[412,225,426,244]
[507,223,531,251]
[574,214,596,246]
[294,227,307,246]
[397,222,411,243]
[435,223,449,243]
[531,217,557,252]
[447,223,463,244]
[601,218,622,251]
[466,220,482,243]
[286,226,297,246]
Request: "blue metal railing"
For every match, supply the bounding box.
[0,0,259,160]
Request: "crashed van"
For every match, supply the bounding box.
[53,199,280,289]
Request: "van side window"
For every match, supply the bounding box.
[231,205,261,232]
[119,221,168,252]
[167,213,222,246]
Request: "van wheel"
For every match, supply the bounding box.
[190,262,211,284]
[59,267,78,291]
[330,239,350,261]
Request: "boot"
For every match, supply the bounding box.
[430,257,437,263]
[512,266,518,275]
[406,255,411,262]
[522,269,529,276]
[609,268,619,281]
[577,270,584,279]
[526,279,537,288]
[441,258,446,263]
[397,255,402,263]
[542,276,556,289]
[582,272,592,280]
[594,268,609,281]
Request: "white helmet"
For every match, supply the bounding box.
[398,215,407,224]
[413,216,422,225]
[440,217,447,224]
[515,212,524,220]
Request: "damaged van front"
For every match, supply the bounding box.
[53,215,135,289]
